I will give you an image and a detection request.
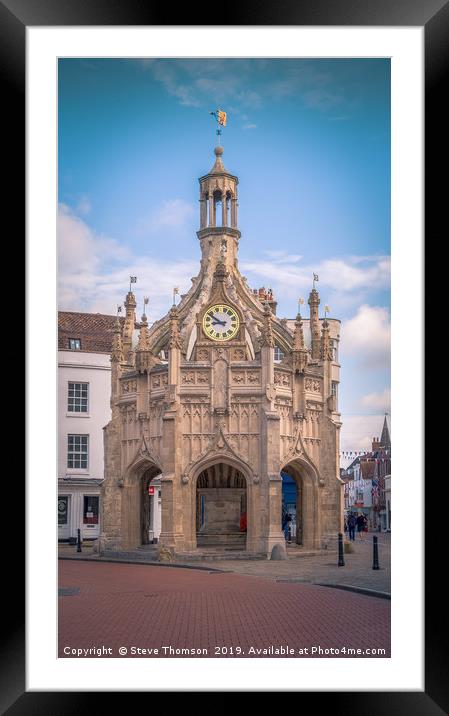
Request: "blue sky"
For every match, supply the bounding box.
[58,58,391,454]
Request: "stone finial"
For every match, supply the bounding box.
[135,313,155,372]
[111,318,124,363]
[169,305,183,349]
[137,313,150,352]
[122,289,137,359]
[308,287,320,307]
[260,302,275,348]
[124,290,137,310]
[291,312,309,372]
[308,287,321,360]
[293,312,305,351]
[210,145,227,174]
[320,318,332,361]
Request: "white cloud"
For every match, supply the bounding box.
[139,59,348,116]
[340,414,389,452]
[361,388,391,412]
[341,304,391,366]
[76,196,92,216]
[318,258,390,292]
[142,61,201,107]
[243,123,257,130]
[240,253,390,307]
[58,204,197,319]
[263,250,302,263]
[150,199,195,228]
[58,203,129,275]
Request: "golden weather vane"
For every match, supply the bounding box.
[210,109,227,144]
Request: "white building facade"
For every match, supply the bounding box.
[58,313,120,541]
[58,311,165,543]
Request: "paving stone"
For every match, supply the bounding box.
[59,559,390,659]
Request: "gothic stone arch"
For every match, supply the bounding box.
[186,453,254,552]
[281,456,321,550]
[120,456,162,550]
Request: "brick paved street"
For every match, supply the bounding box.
[59,560,390,658]
[59,532,391,595]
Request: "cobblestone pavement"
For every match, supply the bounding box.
[197,533,391,594]
[59,560,390,658]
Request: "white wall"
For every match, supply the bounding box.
[58,350,111,539]
[58,351,111,481]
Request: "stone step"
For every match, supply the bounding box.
[196,533,246,547]
[175,551,267,562]
[97,548,266,563]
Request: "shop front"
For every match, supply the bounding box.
[58,478,102,541]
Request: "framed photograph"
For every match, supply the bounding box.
[6,0,442,708]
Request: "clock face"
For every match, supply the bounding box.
[203,304,240,341]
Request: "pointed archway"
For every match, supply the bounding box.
[281,458,321,550]
[195,462,247,549]
[141,468,162,545]
[120,458,162,550]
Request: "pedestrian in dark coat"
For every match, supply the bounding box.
[347,513,356,541]
[356,513,365,539]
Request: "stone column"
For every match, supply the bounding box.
[296,480,303,545]
[261,412,286,555]
[159,415,184,553]
[301,477,320,549]
[222,193,227,226]
[200,197,207,229]
[98,419,123,552]
[231,198,238,228]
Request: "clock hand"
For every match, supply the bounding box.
[212,318,226,326]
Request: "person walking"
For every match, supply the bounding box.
[357,513,365,540]
[347,512,356,541]
[282,504,292,542]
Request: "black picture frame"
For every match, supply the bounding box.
[6,0,444,710]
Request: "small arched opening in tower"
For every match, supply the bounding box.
[213,189,223,227]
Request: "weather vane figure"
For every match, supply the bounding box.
[210,109,227,144]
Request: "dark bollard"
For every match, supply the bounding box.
[338,532,345,566]
[77,528,82,553]
[372,535,379,570]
